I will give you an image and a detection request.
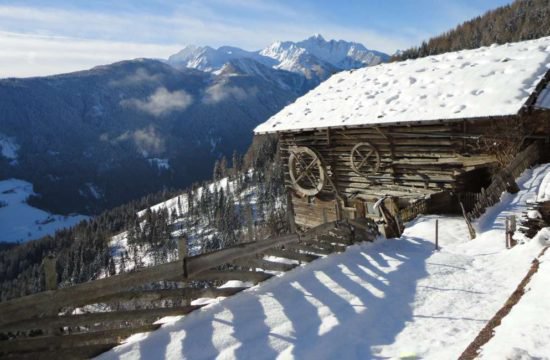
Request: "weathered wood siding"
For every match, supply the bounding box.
[280,115,548,228]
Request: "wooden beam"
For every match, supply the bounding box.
[0,324,160,354]
[188,270,273,284]
[263,249,319,263]
[3,342,120,360]
[85,287,246,306]
[0,222,335,327]
[232,257,298,272]
[0,261,183,327]
[0,305,202,333]
[285,243,333,256]
[186,234,300,276]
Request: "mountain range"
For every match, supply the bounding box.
[0,35,387,217]
[168,34,388,84]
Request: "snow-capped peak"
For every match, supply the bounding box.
[167,35,389,85]
[167,45,272,72]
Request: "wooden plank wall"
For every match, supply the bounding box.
[281,123,468,198]
[292,196,338,228]
[279,114,550,228]
[281,121,489,228]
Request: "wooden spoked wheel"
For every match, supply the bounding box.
[350,142,381,176]
[288,146,326,196]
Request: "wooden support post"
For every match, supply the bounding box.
[459,201,476,240]
[504,216,510,249]
[42,254,61,337]
[287,192,297,233]
[510,215,516,247]
[506,215,517,248]
[178,235,190,305]
[43,255,57,291]
[435,219,439,251]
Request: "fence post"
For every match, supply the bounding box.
[507,215,517,248]
[43,254,57,291]
[504,216,510,249]
[459,201,476,240]
[42,254,62,337]
[178,235,190,306]
[510,215,516,247]
[435,219,439,251]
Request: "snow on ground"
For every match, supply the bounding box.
[0,133,19,164]
[112,175,260,273]
[98,164,550,360]
[538,168,550,201]
[478,229,550,360]
[255,37,550,133]
[148,158,170,170]
[136,177,235,218]
[0,179,88,243]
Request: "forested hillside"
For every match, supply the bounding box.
[395,0,550,61]
[0,136,287,301]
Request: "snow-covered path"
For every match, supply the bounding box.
[98,164,550,360]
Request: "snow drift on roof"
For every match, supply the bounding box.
[255,37,550,134]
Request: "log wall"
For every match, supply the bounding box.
[280,115,549,228]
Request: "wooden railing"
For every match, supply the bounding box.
[0,220,375,358]
[400,198,429,223]
[466,142,541,221]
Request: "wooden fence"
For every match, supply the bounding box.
[0,220,375,359]
[399,198,429,223]
[465,142,541,221]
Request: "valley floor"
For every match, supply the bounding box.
[0,179,88,243]
[98,164,550,360]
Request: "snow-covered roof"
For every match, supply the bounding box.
[255,37,550,134]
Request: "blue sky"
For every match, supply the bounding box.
[0,0,513,77]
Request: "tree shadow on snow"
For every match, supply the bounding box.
[268,235,433,359]
[115,235,434,360]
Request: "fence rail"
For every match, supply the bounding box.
[400,198,429,223]
[0,219,376,358]
[465,142,541,221]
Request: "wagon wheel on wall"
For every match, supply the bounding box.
[350,141,381,176]
[288,146,326,196]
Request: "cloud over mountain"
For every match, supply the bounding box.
[121,87,193,116]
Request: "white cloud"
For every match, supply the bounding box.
[114,126,165,157]
[0,31,180,78]
[121,87,193,116]
[109,68,164,87]
[0,3,427,78]
[203,83,256,104]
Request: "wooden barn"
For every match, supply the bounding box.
[254,37,550,237]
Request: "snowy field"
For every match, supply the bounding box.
[98,164,550,360]
[0,179,88,243]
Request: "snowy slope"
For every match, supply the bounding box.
[255,36,550,133]
[0,179,88,243]
[478,228,550,360]
[98,164,550,360]
[107,175,264,274]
